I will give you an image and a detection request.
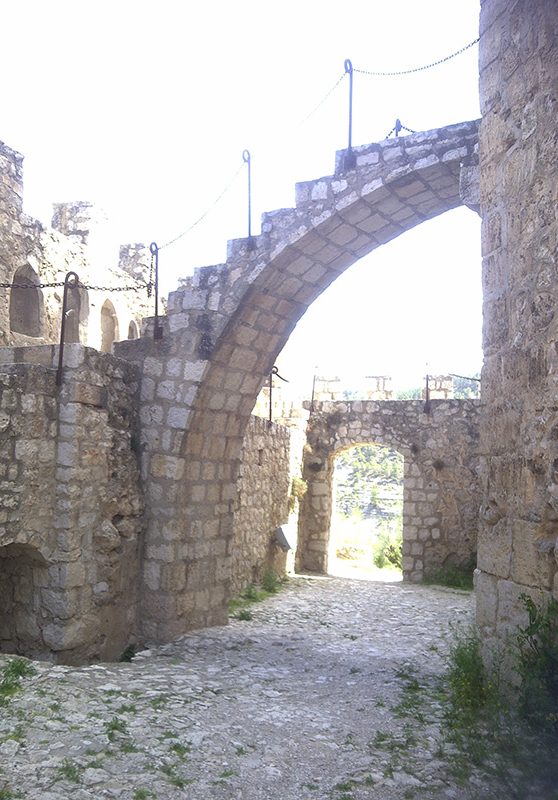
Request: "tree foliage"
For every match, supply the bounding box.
[335,444,403,519]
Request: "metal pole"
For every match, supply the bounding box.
[56,271,80,387]
[310,372,317,413]
[424,372,431,415]
[242,150,252,241]
[268,366,276,427]
[343,59,356,170]
[150,242,162,340]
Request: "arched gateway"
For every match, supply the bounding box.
[116,119,480,642]
[296,399,480,581]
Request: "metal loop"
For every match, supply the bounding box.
[65,271,80,288]
[242,149,251,164]
[344,58,353,75]
[149,242,159,255]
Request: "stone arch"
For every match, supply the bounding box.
[127,319,139,340]
[101,299,119,352]
[0,543,49,658]
[9,264,43,337]
[118,120,480,640]
[65,285,89,344]
[297,424,412,577]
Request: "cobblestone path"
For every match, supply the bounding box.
[0,576,476,799]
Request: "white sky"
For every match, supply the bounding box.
[1,0,482,392]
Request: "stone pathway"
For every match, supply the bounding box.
[0,576,477,799]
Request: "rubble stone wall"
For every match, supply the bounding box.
[0,344,143,663]
[298,399,480,581]
[477,0,558,647]
[231,416,291,595]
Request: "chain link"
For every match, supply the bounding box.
[1,280,148,292]
[297,72,346,127]
[0,281,66,289]
[354,37,479,77]
[81,283,147,292]
[159,162,245,251]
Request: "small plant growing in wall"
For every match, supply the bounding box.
[516,593,558,729]
[288,475,307,514]
[437,595,558,794]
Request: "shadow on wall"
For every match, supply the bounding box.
[0,543,48,659]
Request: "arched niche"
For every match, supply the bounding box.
[101,299,119,352]
[9,265,43,337]
[127,319,139,340]
[65,285,90,344]
[0,543,48,658]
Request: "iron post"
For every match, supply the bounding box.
[343,59,356,170]
[56,271,80,387]
[424,372,431,415]
[242,149,253,245]
[150,242,162,340]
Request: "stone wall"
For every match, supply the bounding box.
[0,140,151,351]
[297,399,480,580]
[231,416,291,595]
[476,0,558,647]
[0,344,143,663]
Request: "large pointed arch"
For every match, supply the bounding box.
[116,120,480,641]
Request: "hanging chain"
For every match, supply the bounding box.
[159,163,245,251]
[1,278,149,293]
[0,280,66,289]
[354,37,480,77]
[385,119,417,138]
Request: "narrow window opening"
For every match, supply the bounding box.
[127,320,139,340]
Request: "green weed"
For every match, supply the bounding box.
[119,645,136,662]
[438,601,558,796]
[423,558,475,590]
[218,769,236,779]
[169,741,191,759]
[516,593,558,729]
[0,658,36,705]
[105,716,129,741]
[159,764,192,788]
[372,527,402,570]
[55,758,83,784]
[261,570,281,593]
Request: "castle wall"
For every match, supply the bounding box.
[298,399,480,580]
[0,344,143,663]
[0,141,151,352]
[476,0,558,646]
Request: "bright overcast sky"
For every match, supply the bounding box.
[1,1,482,391]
